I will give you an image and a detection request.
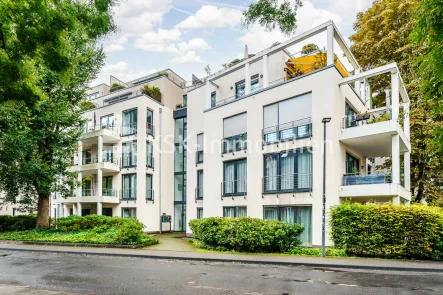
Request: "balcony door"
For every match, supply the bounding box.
[346,153,360,174]
[102,176,113,196]
[122,108,137,136]
[146,109,154,136]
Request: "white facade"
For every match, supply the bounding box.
[43,21,410,246]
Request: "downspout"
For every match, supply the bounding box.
[159,108,163,233]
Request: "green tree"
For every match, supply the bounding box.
[350,0,443,204]
[0,0,118,226]
[242,0,303,35]
[412,0,443,147]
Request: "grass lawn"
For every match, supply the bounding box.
[0,228,157,245]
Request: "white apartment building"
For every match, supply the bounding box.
[42,20,410,246]
[186,21,410,247]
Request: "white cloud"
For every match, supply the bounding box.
[113,0,172,37]
[175,5,242,29]
[92,61,156,85]
[171,51,202,64]
[178,38,211,52]
[134,29,181,52]
[103,37,128,53]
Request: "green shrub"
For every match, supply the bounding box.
[330,203,443,260]
[110,83,125,92]
[0,215,157,245]
[141,84,162,102]
[288,247,347,257]
[0,215,37,232]
[189,217,304,253]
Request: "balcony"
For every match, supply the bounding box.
[81,124,121,145]
[222,133,247,154]
[221,180,246,198]
[262,173,312,196]
[195,186,203,202]
[58,189,119,204]
[340,171,410,201]
[339,108,410,157]
[71,156,120,174]
[262,118,311,145]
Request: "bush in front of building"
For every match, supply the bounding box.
[330,203,443,260]
[288,247,347,257]
[189,217,304,253]
[0,215,157,245]
[0,215,37,231]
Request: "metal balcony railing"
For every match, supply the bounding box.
[195,186,203,202]
[146,189,154,201]
[262,173,312,195]
[81,189,95,197]
[120,189,136,201]
[102,189,117,197]
[146,123,155,137]
[121,154,137,168]
[222,133,247,154]
[342,171,392,186]
[221,180,247,198]
[262,118,311,144]
[82,124,120,135]
[341,108,392,129]
[81,157,97,165]
[121,123,137,136]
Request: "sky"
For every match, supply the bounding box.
[93,0,374,86]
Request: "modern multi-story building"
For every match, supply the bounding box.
[186,21,410,247]
[48,20,410,246]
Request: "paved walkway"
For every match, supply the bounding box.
[148,233,196,252]
[0,241,442,273]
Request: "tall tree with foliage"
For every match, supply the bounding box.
[412,0,443,147]
[0,0,118,226]
[350,0,443,204]
[242,0,303,35]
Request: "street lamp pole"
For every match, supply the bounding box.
[321,117,331,258]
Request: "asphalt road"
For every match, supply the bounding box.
[0,251,442,295]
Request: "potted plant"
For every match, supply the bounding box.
[355,111,363,121]
[362,111,370,120]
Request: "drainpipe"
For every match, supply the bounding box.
[159,108,162,233]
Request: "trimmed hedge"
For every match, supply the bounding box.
[0,215,157,245]
[189,217,304,253]
[330,203,443,260]
[0,215,37,231]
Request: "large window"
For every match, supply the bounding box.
[122,108,137,136]
[122,208,136,218]
[146,174,153,201]
[251,74,259,93]
[196,134,204,164]
[122,141,137,168]
[146,141,153,168]
[122,174,137,200]
[197,170,203,200]
[223,159,247,196]
[263,206,312,246]
[102,146,113,163]
[223,113,247,153]
[197,208,203,219]
[102,176,114,196]
[223,207,247,218]
[345,102,357,128]
[346,152,360,174]
[82,149,92,164]
[235,75,259,99]
[211,92,216,108]
[263,93,312,143]
[263,149,312,193]
[100,114,114,130]
[146,109,154,136]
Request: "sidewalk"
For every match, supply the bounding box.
[0,241,442,273]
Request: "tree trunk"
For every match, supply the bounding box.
[36,195,50,228]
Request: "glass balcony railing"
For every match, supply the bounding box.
[342,171,392,186]
[81,189,95,197]
[121,154,137,168]
[342,108,391,129]
[102,189,117,197]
